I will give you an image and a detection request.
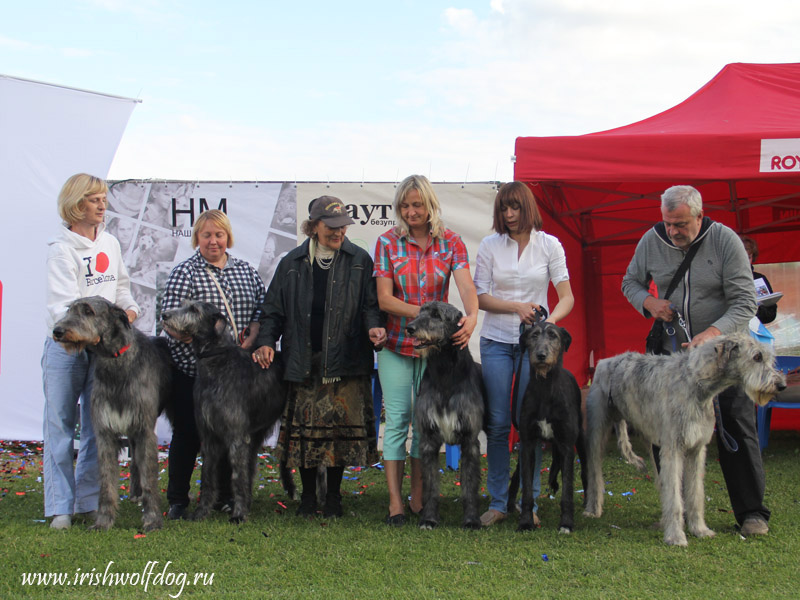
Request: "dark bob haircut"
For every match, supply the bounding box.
[492,181,543,235]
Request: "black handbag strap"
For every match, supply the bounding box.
[662,233,706,301]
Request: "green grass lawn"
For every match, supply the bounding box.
[2,432,799,600]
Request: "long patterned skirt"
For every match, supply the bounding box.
[278,355,379,469]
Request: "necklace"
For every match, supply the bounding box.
[315,253,335,270]
[315,243,336,270]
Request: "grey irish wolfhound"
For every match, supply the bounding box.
[405,301,486,530]
[583,333,785,546]
[52,296,173,532]
[161,300,290,523]
[512,321,587,533]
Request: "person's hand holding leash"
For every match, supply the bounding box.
[514,302,543,325]
[644,296,674,322]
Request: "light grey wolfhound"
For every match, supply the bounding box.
[52,296,173,532]
[583,333,785,546]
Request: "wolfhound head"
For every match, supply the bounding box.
[520,321,572,377]
[52,296,132,355]
[405,301,462,358]
[704,333,786,406]
[161,300,229,347]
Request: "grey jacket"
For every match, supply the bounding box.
[622,217,756,350]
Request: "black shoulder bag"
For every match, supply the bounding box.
[644,235,705,355]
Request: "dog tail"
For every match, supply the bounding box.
[615,420,646,472]
[575,432,589,503]
[280,459,297,500]
[152,336,177,425]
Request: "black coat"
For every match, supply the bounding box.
[753,269,777,324]
[256,237,383,382]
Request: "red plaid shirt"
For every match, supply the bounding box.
[373,228,470,356]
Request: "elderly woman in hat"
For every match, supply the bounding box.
[253,196,386,518]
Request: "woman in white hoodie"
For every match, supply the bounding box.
[42,173,139,530]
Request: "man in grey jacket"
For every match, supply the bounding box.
[621,184,770,536]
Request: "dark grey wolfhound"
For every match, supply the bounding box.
[161,300,290,523]
[52,296,173,532]
[584,333,785,546]
[511,321,587,533]
[406,301,486,530]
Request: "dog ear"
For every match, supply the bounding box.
[111,303,132,330]
[559,326,572,352]
[214,314,228,336]
[714,337,739,369]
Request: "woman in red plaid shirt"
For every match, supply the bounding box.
[373,174,479,526]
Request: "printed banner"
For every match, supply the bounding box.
[107,181,299,336]
[107,181,498,342]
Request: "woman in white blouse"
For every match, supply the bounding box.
[474,181,574,527]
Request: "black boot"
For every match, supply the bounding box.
[296,493,317,517]
[323,492,343,518]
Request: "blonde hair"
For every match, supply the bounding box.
[393,174,445,238]
[57,173,108,226]
[191,209,234,249]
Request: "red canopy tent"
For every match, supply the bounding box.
[514,63,800,403]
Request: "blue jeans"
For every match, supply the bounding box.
[41,338,99,517]
[480,337,541,513]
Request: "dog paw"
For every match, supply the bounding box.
[516,522,535,532]
[664,533,688,547]
[88,518,113,532]
[229,515,247,525]
[462,520,481,531]
[142,518,163,532]
[128,494,143,505]
[558,526,573,535]
[419,520,438,530]
[692,527,715,539]
[583,509,600,518]
[188,510,209,522]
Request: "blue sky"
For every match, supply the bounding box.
[3,0,800,182]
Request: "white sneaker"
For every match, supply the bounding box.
[50,515,72,530]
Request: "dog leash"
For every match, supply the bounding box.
[205,266,240,341]
[510,307,548,430]
[713,397,739,452]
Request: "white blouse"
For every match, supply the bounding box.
[473,231,569,344]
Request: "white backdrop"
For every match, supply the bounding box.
[0,75,138,440]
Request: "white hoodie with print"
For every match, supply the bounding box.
[45,222,139,331]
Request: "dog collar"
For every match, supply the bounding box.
[112,344,131,357]
[198,347,230,359]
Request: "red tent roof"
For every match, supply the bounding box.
[516,62,800,182]
[513,62,800,385]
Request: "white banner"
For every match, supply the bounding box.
[0,75,137,441]
[760,138,800,172]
